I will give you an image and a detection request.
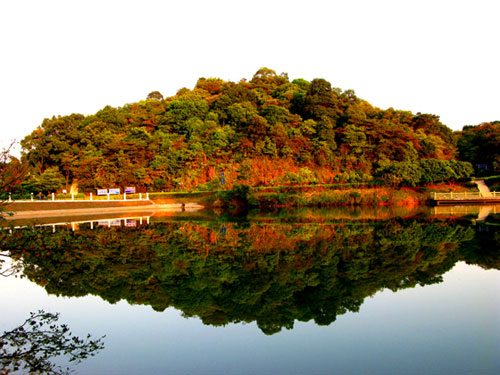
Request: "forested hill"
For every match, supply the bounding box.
[20,68,471,192]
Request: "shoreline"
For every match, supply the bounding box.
[1,202,205,220]
[1,184,480,219]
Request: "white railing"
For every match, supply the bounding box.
[2,215,151,232]
[432,191,499,200]
[7,192,149,202]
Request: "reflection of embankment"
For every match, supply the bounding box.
[1,212,156,229]
[1,201,204,223]
[6,202,497,231]
[247,206,428,223]
[1,205,427,230]
[430,205,499,221]
[2,217,495,335]
[1,205,208,229]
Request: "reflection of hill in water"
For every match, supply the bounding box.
[2,212,499,335]
[1,205,429,228]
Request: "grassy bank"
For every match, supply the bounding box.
[198,182,477,209]
[247,187,426,207]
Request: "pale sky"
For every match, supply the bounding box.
[1,0,499,156]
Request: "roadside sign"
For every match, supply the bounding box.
[125,187,136,194]
[109,188,120,195]
[97,189,108,196]
[110,219,121,226]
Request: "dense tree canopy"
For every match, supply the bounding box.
[456,121,500,175]
[18,68,474,192]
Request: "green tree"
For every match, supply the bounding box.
[457,121,500,174]
[376,160,422,186]
[303,78,340,121]
[0,310,105,375]
[22,167,65,194]
[147,91,164,101]
[250,67,289,93]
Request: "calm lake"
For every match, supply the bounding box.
[1,206,499,374]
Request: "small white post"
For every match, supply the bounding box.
[107,193,110,201]
[52,192,55,201]
[123,192,126,200]
[146,192,149,200]
[90,193,93,201]
[53,225,56,233]
[139,193,142,200]
[147,216,150,224]
[8,193,11,202]
[71,193,74,201]
[90,221,94,230]
[31,192,34,202]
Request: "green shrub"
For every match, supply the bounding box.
[334,172,373,184]
[376,161,422,187]
[376,159,474,187]
[281,168,317,184]
[220,183,251,205]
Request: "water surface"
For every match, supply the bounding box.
[1,207,499,374]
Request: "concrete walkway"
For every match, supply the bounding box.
[474,180,492,197]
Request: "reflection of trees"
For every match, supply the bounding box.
[0,252,22,277]
[459,223,500,270]
[0,310,105,375]
[0,217,496,335]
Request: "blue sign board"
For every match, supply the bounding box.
[97,189,108,196]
